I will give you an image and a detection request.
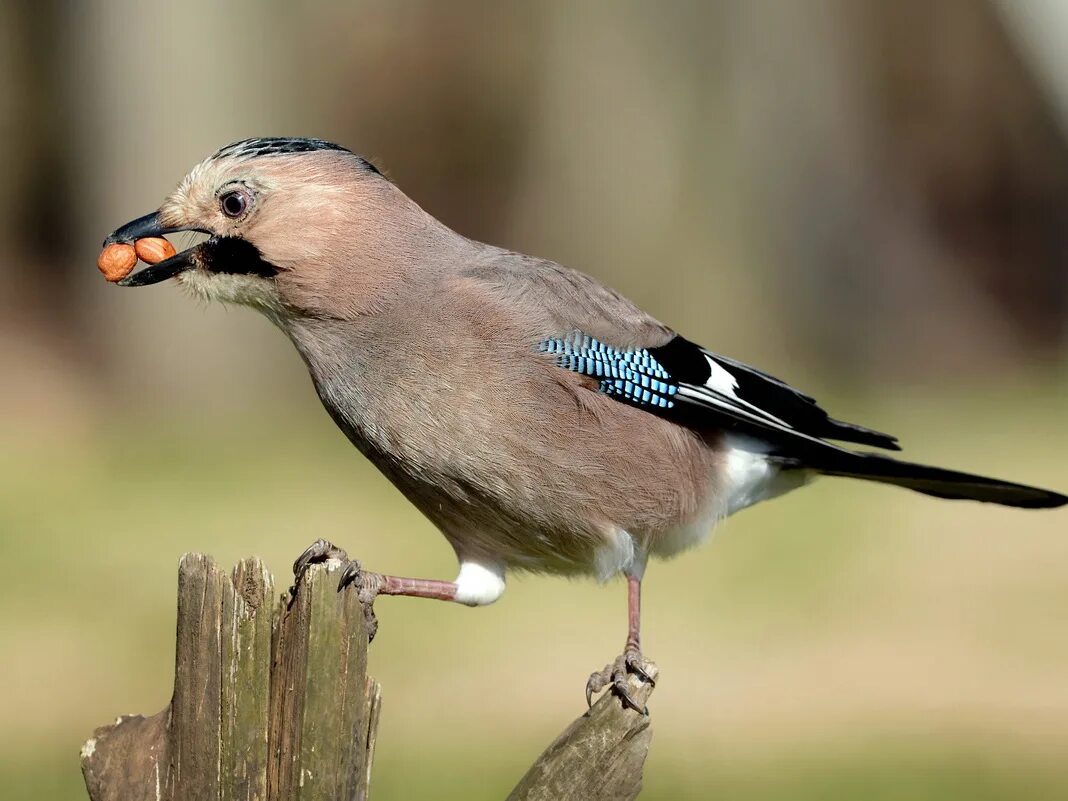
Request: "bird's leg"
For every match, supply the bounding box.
[336,559,506,641]
[294,540,504,640]
[622,573,655,684]
[338,561,457,601]
[337,563,457,643]
[586,574,656,714]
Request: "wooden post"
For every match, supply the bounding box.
[81,553,656,799]
[81,554,381,801]
[507,663,658,801]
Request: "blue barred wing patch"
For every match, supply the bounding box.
[539,334,678,409]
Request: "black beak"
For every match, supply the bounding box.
[102,210,207,247]
[117,248,198,287]
[103,210,211,287]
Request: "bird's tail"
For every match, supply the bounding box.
[810,451,1067,509]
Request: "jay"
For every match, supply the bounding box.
[104,138,1066,711]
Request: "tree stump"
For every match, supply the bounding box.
[80,553,380,801]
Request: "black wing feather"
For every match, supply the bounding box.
[647,336,900,450]
[539,331,1066,508]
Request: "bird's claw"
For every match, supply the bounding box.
[292,538,348,586]
[336,559,384,642]
[337,559,363,592]
[585,648,654,715]
[289,539,349,607]
[624,649,656,686]
[289,540,379,641]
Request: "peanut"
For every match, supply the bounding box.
[97,243,137,282]
[135,237,176,265]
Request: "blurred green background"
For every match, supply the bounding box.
[1,1,1066,799]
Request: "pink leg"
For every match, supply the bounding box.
[294,539,459,602]
[376,574,457,602]
[626,573,642,652]
[585,574,655,714]
[339,562,462,609]
[292,539,463,640]
[341,570,457,642]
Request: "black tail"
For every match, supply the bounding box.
[812,451,1067,509]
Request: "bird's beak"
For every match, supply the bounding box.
[103,211,211,287]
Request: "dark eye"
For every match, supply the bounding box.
[220,189,249,218]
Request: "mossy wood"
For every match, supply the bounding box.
[80,554,380,801]
[81,553,656,800]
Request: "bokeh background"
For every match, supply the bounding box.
[2,1,1067,799]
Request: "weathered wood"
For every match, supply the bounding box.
[169,553,225,801]
[507,663,659,801]
[82,554,379,801]
[80,711,169,800]
[83,552,658,799]
[221,557,273,801]
[267,557,378,801]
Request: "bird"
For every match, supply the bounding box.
[103,136,1067,712]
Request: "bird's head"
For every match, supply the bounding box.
[104,137,439,319]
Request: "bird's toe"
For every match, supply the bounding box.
[292,538,349,582]
[623,647,656,686]
[585,663,615,708]
[585,651,656,715]
[336,560,385,642]
[611,676,647,715]
[337,558,364,592]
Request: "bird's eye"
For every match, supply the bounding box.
[219,189,249,219]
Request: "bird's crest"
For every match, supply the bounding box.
[209,137,382,175]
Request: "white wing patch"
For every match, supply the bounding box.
[697,355,791,426]
[703,354,739,394]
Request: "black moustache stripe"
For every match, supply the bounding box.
[201,237,279,278]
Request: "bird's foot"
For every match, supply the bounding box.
[337,559,385,642]
[292,537,349,588]
[586,646,656,715]
[290,540,382,640]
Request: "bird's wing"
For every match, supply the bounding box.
[459,251,1068,509]
[463,250,898,453]
[540,332,900,452]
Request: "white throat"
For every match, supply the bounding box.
[179,270,287,325]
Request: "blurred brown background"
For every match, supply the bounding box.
[1,1,1066,799]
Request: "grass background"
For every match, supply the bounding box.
[1,379,1066,800]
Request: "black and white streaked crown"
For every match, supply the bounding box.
[210,137,381,175]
